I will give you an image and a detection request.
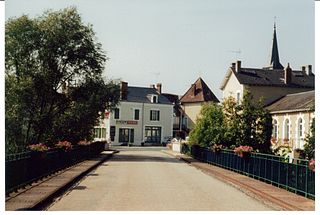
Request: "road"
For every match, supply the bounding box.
[48,147,273,211]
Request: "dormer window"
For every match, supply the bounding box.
[151,95,158,103]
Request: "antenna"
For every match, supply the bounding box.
[151,72,160,83]
[229,49,242,60]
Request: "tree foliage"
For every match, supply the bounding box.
[300,118,315,160]
[5,8,119,153]
[189,103,225,147]
[189,91,272,153]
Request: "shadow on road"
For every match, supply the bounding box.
[111,153,181,163]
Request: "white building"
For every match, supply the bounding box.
[266,90,315,159]
[94,82,173,146]
[220,24,314,106]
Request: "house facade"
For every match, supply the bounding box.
[180,77,219,132]
[266,91,315,158]
[220,24,314,106]
[94,82,173,146]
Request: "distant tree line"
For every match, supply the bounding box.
[5,7,120,153]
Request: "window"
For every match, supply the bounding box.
[298,118,303,138]
[94,127,106,139]
[272,119,278,139]
[236,92,240,105]
[297,118,303,148]
[150,110,160,121]
[114,108,120,119]
[284,119,290,140]
[119,128,134,143]
[151,95,158,103]
[134,109,140,120]
[145,126,161,143]
[110,126,116,141]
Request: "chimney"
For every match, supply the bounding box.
[150,84,155,89]
[231,63,236,70]
[306,65,312,76]
[301,66,306,73]
[191,84,196,96]
[236,61,241,73]
[156,83,162,94]
[120,81,128,100]
[284,63,292,85]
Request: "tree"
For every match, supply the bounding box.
[236,92,272,153]
[222,96,241,148]
[189,103,225,147]
[300,118,315,160]
[188,91,272,153]
[5,7,119,152]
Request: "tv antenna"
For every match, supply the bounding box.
[229,49,242,60]
[151,72,160,83]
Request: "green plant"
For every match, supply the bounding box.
[211,144,223,152]
[234,145,253,157]
[27,143,49,152]
[77,140,91,146]
[55,141,72,151]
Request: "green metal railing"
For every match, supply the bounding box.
[5,141,106,195]
[181,144,315,199]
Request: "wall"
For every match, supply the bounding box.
[271,111,314,158]
[101,101,173,145]
[181,102,203,129]
[222,71,244,102]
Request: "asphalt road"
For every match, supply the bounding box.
[48,147,273,211]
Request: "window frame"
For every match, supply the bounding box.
[150,110,160,121]
[114,108,120,119]
[134,109,140,120]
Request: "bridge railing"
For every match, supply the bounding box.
[5,141,106,195]
[181,144,315,199]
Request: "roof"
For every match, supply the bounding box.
[125,86,172,104]
[269,23,284,70]
[266,90,314,113]
[161,93,179,104]
[220,67,315,90]
[180,77,219,104]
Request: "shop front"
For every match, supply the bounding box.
[145,126,162,144]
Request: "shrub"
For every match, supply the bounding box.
[27,143,49,152]
[55,140,72,151]
[234,145,253,157]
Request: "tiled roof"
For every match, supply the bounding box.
[125,86,172,104]
[220,67,315,90]
[266,90,314,113]
[180,77,219,103]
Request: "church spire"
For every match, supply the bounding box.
[269,22,284,69]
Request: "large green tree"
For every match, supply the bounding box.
[189,91,272,153]
[189,103,225,147]
[5,7,119,152]
[236,92,272,153]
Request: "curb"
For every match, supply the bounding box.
[6,150,118,211]
[163,150,314,211]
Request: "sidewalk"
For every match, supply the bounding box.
[163,150,315,211]
[5,150,117,211]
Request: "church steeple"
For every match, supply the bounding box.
[269,22,284,70]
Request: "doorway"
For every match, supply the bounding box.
[119,128,134,144]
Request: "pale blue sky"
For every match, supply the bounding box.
[5,0,315,99]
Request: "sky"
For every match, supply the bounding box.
[4,0,315,100]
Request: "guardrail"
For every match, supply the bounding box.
[181,144,315,199]
[5,141,106,195]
